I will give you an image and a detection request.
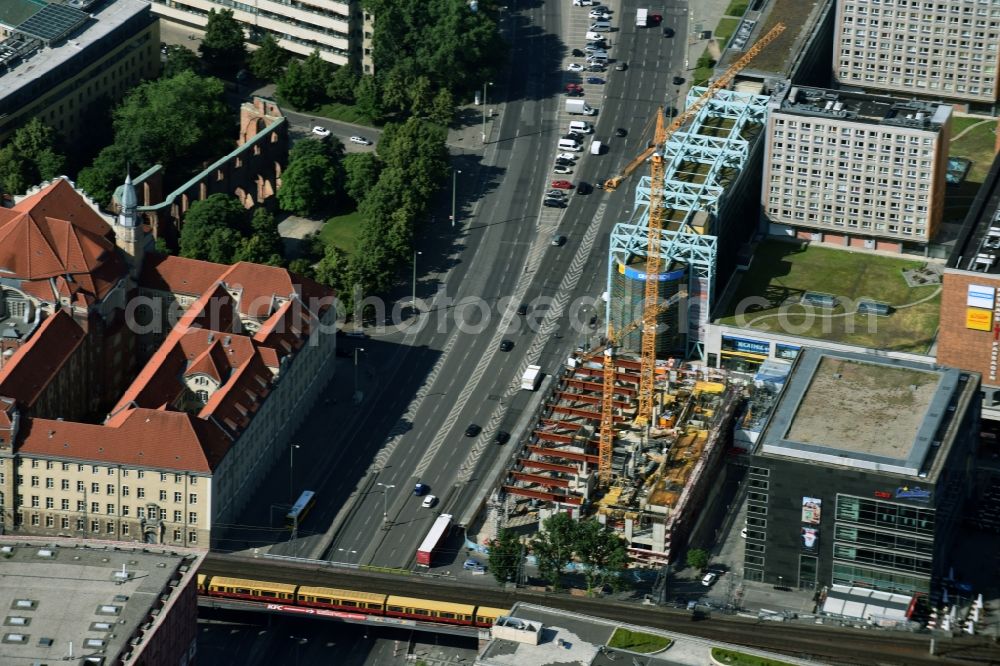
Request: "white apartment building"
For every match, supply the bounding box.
[763,85,952,252]
[834,0,1000,108]
[150,0,369,70]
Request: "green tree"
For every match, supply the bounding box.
[575,520,630,595]
[531,512,579,590]
[249,34,288,82]
[326,64,358,103]
[380,65,412,115]
[686,548,710,572]
[353,75,383,123]
[276,51,331,109]
[199,8,247,75]
[313,244,354,292]
[487,529,522,586]
[287,257,315,279]
[408,75,435,117]
[76,143,129,205]
[154,236,173,256]
[162,45,202,78]
[277,155,338,217]
[0,118,66,195]
[179,194,249,263]
[342,152,380,204]
[429,88,455,126]
[234,207,285,265]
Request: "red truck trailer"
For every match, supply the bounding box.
[416,513,453,566]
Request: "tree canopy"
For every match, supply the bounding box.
[277,138,344,217]
[179,193,250,263]
[199,9,247,75]
[530,514,629,593]
[249,34,289,82]
[487,529,522,586]
[276,51,334,110]
[162,45,202,78]
[0,119,65,196]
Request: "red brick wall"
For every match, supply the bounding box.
[876,240,901,253]
[849,236,868,248]
[796,229,813,240]
[825,233,845,245]
[937,271,1000,385]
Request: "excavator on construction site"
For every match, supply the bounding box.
[593,22,787,483]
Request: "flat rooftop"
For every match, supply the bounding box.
[779,86,950,131]
[759,348,967,477]
[948,148,1000,275]
[717,0,828,79]
[0,539,202,664]
[715,240,941,354]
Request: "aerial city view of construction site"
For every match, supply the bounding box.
[4,0,1000,664]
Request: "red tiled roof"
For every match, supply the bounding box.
[0,179,125,305]
[219,262,334,319]
[21,408,228,473]
[0,310,85,409]
[139,253,227,296]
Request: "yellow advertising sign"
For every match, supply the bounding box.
[967,308,993,331]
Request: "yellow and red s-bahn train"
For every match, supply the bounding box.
[197,574,508,628]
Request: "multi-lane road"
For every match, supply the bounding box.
[216,0,692,569]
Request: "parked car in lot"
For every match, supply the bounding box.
[586,64,606,72]
[551,180,574,189]
[567,63,584,72]
[557,152,579,162]
[586,77,605,84]
[701,572,718,587]
[553,165,573,174]
[546,189,567,199]
[543,199,566,208]
[350,135,372,145]
[572,48,585,57]
[566,82,583,92]
[573,0,594,5]
[311,126,331,137]
[584,44,605,53]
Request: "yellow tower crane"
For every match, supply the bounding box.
[596,23,787,480]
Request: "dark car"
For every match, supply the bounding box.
[586,64,606,72]
[586,77,605,84]
[576,181,593,195]
[465,424,482,437]
[551,234,567,246]
[672,75,685,85]
[543,199,566,208]
[413,483,428,496]
[565,89,584,97]
[500,339,514,352]
[571,48,585,57]
[555,158,575,167]
[516,303,528,315]
[663,27,675,37]
[615,127,628,137]
[495,431,510,445]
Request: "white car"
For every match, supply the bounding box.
[566,63,585,72]
[557,152,579,162]
[589,10,611,19]
[740,527,748,538]
[553,165,573,174]
[573,0,593,5]
[422,495,437,508]
[311,126,331,137]
[349,135,372,145]
[701,572,718,587]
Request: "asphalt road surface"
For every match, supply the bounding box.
[216,0,691,568]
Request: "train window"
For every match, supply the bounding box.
[387,606,403,613]
[439,612,455,619]
[235,587,250,595]
[366,603,381,609]
[259,591,277,598]
[413,609,430,616]
[340,600,357,607]
[315,597,331,605]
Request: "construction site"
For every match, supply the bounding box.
[473,25,788,568]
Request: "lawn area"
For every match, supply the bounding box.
[311,101,378,127]
[711,647,795,666]
[693,48,715,86]
[950,118,997,183]
[725,0,749,16]
[607,628,672,653]
[320,210,364,255]
[714,18,740,48]
[951,115,987,137]
[718,240,941,353]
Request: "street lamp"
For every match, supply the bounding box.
[411,250,422,306]
[353,347,365,399]
[376,482,395,522]
[451,168,462,228]
[337,547,358,563]
[482,81,494,143]
[289,444,300,504]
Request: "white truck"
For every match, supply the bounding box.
[521,365,542,391]
[565,99,597,116]
[590,140,602,155]
[636,8,648,27]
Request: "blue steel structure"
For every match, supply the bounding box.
[607,87,771,359]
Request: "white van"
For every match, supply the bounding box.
[569,120,593,134]
[558,138,583,151]
[585,31,603,41]
[590,21,611,32]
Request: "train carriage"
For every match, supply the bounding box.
[296,586,388,614]
[206,576,298,603]
[384,595,476,626]
[473,606,510,627]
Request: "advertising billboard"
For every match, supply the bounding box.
[801,527,819,553]
[967,308,993,331]
[967,284,996,310]
[801,497,822,525]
